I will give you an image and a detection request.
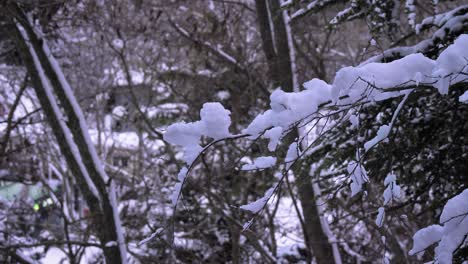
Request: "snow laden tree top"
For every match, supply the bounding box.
[163,34,468,263]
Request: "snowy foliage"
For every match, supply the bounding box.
[164,33,468,262]
[383,173,401,205]
[409,189,468,263]
[2,1,467,263]
[164,102,232,164]
[239,186,276,214]
[241,156,277,171]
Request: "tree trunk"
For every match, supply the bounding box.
[296,169,335,263]
[255,1,337,263]
[7,3,126,263]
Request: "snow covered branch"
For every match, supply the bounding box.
[163,32,468,262]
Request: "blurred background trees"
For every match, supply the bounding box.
[0,0,466,263]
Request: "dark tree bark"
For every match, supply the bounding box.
[5,2,126,263]
[255,1,336,263]
[255,0,279,87]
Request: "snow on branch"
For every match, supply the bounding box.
[164,35,468,168]
[42,40,110,184]
[374,172,402,230]
[241,156,277,171]
[162,34,468,256]
[243,35,468,145]
[239,185,276,214]
[460,91,468,103]
[363,90,411,152]
[347,153,369,197]
[164,33,468,209]
[162,102,253,211]
[138,227,164,246]
[289,0,338,21]
[329,2,362,26]
[383,173,401,206]
[415,5,468,35]
[17,17,128,263]
[164,102,232,164]
[15,22,101,201]
[409,189,468,263]
[363,5,468,64]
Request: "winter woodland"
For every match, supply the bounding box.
[0,0,467,263]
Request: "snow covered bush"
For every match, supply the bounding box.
[2,0,467,263]
[164,33,468,262]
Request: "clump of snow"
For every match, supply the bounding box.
[375,207,385,227]
[458,91,468,103]
[347,158,369,196]
[241,156,277,171]
[405,0,416,28]
[409,189,468,263]
[302,78,332,92]
[415,4,464,34]
[112,105,127,119]
[164,102,231,164]
[240,197,267,214]
[244,80,332,138]
[409,225,444,255]
[383,172,401,205]
[165,122,202,147]
[440,189,468,223]
[200,102,231,140]
[263,127,283,151]
[105,241,118,247]
[364,125,390,151]
[338,34,468,102]
[349,114,359,128]
[239,186,276,214]
[332,53,434,102]
[171,167,188,206]
[285,142,299,163]
[112,38,124,49]
[433,34,468,94]
[242,35,468,159]
[216,90,231,100]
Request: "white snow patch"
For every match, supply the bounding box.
[164,102,231,164]
[347,159,369,196]
[375,207,385,227]
[364,125,390,151]
[409,225,444,255]
[105,241,118,247]
[459,91,468,103]
[285,142,299,163]
[383,172,401,205]
[263,127,283,151]
[240,186,276,214]
[410,189,468,263]
[241,156,277,170]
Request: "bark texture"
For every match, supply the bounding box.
[6,3,125,263]
[255,1,336,263]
